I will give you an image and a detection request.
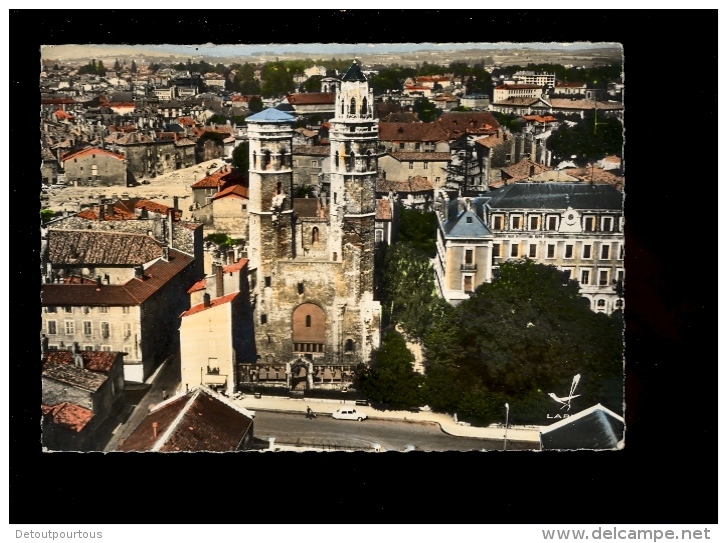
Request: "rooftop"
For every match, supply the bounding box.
[486,183,623,211]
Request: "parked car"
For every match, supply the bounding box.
[332,408,367,421]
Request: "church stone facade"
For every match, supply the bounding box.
[238,62,381,391]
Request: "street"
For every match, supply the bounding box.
[253,411,537,452]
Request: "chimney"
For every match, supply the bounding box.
[96,276,102,290]
[135,265,144,279]
[152,421,158,439]
[166,210,174,248]
[216,263,224,298]
[162,246,169,261]
[99,205,105,221]
[140,207,148,219]
[203,292,211,308]
[173,196,179,211]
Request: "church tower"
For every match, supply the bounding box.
[241,67,381,393]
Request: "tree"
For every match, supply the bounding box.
[547,113,623,164]
[130,60,137,73]
[413,97,441,123]
[356,330,424,409]
[248,96,263,113]
[301,75,323,93]
[113,59,120,71]
[399,208,437,256]
[423,260,623,423]
[232,141,249,173]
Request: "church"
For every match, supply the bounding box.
[236,61,382,392]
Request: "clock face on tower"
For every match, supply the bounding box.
[564,211,577,226]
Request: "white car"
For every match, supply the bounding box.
[331,408,367,421]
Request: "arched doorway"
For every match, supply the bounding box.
[290,358,309,391]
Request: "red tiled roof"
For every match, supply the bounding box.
[475,134,508,149]
[222,259,248,273]
[43,350,121,373]
[118,387,254,452]
[54,109,74,120]
[63,274,97,285]
[561,165,624,191]
[191,166,246,189]
[212,184,248,201]
[62,147,125,162]
[287,93,336,105]
[42,403,94,433]
[377,176,433,193]
[41,249,194,306]
[177,116,196,126]
[42,360,108,392]
[378,122,449,143]
[181,291,239,318]
[436,111,500,136]
[187,278,206,294]
[376,199,392,221]
[521,115,557,123]
[404,85,430,91]
[501,159,549,182]
[388,151,451,162]
[48,229,163,266]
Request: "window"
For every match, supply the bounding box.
[47,306,56,313]
[511,244,519,257]
[311,160,318,167]
[584,216,596,232]
[565,244,573,259]
[583,244,592,259]
[84,345,94,351]
[465,249,474,264]
[512,216,522,229]
[122,306,130,314]
[265,276,271,288]
[261,314,267,325]
[298,282,304,295]
[423,162,428,169]
[435,177,441,184]
[547,244,555,259]
[493,216,503,230]
[493,244,501,258]
[399,142,405,149]
[466,217,472,223]
[615,299,624,309]
[305,315,312,327]
[64,306,73,313]
[82,306,90,314]
[312,227,319,244]
[345,339,354,353]
[529,244,537,258]
[101,322,110,338]
[47,321,57,335]
[581,270,590,285]
[65,321,75,335]
[529,216,539,230]
[548,216,558,230]
[463,275,474,293]
[83,321,92,335]
[602,217,613,232]
[597,299,606,308]
[619,245,624,260]
[415,142,421,150]
[561,268,572,280]
[99,306,109,313]
[601,244,610,260]
[123,323,131,338]
[409,162,414,170]
[599,270,609,286]
[102,345,111,352]
[617,269,625,283]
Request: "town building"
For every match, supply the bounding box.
[239,61,381,393]
[41,349,126,451]
[61,147,127,187]
[41,203,204,382]
[117,386,256,452]
[180,259,255,395]
[433,183,624,313]
[511,71,556,88]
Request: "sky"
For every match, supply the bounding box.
[42,42,620,60]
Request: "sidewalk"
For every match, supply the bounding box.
[230,394,540,444]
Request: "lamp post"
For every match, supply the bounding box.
[504,402,509,451]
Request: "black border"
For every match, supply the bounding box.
[11,9,716,525]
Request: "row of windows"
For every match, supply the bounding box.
[45,320,131,338]
[408,161,430,170]
[493,242,623,260]
[45,306,129,314]
[48,344,123,352]
[491,214,619,232]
